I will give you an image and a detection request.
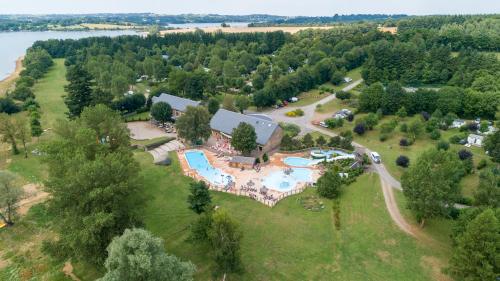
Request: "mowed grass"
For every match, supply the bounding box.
[136,152,443,281]
[33,59,68,129]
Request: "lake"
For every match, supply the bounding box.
[0,30,139,80]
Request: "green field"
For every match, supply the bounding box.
[134,153,448,280]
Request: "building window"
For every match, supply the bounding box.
[259,146,263,151]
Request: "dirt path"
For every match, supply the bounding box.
[379,178,417,237]
[63,261,81,281]
[0,56,24,96]
[18,183,49,215]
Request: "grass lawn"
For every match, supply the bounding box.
[331,67,363,91]
[133,152,447,280]
[33,59,68,129]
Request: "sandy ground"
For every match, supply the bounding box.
[63,261,81,281]
[161,26,335,35]
[18,183,49,216]
[0,56,23,96]
[178,148,321,205]
[127,121,172,140]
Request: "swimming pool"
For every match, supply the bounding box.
[184,150,234,186]
[262,168,313,192]
[283,157,321,167]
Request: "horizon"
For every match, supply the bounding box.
[3,0,500,16]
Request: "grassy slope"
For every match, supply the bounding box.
[137,151,444,281]
[0,59,71,280]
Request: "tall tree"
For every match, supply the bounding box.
[449,209,499,281]
[15,116,31,158]
[234,95,250,113]
[474,168,499,208]
[316,170,342,199]
[484,131,500,163]
[43,105,143,264]
[0,113,19,155]
[208,209,243,276]
[401,149,463,227]
[231,122,257,155]
[187,181,212,214]
[207,98,220,115]
[176,106,211,144]
[0,170,24,226]
[64,65,93,118]
[98,228,195,281]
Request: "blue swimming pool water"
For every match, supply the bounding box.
[283,157,320,167]
[185,150,234,186]
[262,168,313,192]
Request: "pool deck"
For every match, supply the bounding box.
[178,148,321,207]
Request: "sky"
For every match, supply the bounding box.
[3,0,500,16]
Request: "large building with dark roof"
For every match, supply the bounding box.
[151,93,201,119]
[209,109,282,156]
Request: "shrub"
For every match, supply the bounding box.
[449,135,462,144]
[262,153,269,163]
[396,107,407,119]
[346,113,354,122]
[379,133,388,142]
[325,118,343,128]
[328,136,341,147]
[399,123,408,133]
[421,111,430,121]
[380,120,397,134]
[429,129,441,140]
[436,140,450,151]
[330,71,344,85]
[353,123,366,135]
[286,108,304,117]
[476,159,488,170]
[0,97,20,114]
[396,155,410,168]
[458,149,473,160]
[399,138,410,147]
[336,91,351,100]
[467,122,479,132]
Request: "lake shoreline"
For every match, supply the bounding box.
[0,56,24,96]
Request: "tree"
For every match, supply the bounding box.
[316,136,327,147]
[448,209,499,281]
[98,228,195,281]
[64,65,93,118]
[234,95,250,113]
[396,106,408,119]
[43,105,143,265]
[151,102,173,123]
[207,98,220,115]
[30,109,43,137]
[175,106,211,144]
[396,155,410,168]
[0,171,24,226]
[436,140,450,151]
[316,170,342,199]
[15,116,31,158]
[474,169,499,208]
[0,113,19,154]
[401,149,463,227]
[302,133,315,148]
[407,119,424,141]
[222,95,237,112]
[208,209,243,276]
[483,131,500,163]
[231,122,257,155]
[187,181,212,214]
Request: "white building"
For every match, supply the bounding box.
[467,134,484,147]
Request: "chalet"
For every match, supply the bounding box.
[467,134,484,147]
[151,93,201,119]
[450,119,466,129]
[209,109,283,156]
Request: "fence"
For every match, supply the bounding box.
[183,169,311,208]
[279,146,354,155]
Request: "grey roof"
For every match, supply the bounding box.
[230,156,256,165]
[210,109,280,145]
[152,93,201,112]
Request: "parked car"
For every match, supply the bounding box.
[319,121,328,128]
[370,152,381,164]
[289,97,299,103]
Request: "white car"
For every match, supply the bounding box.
[319,121,328,128]
[370,152,381,164]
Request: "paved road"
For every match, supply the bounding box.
[265,79,417,235]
